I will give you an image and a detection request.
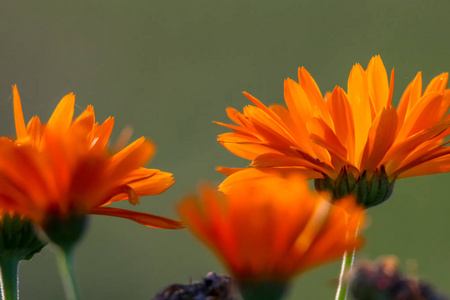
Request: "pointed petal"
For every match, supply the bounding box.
[308,117,347,160]
[396,154,450,178]
[12,85,27,140]
[219,168,321,194]
[328,86,355,162]
[92,117,114,150]
[26,117,44,147]
[298,67,333,127]
[397,92,444,140]
[110,169,174,203]
[397,72,422,128]
[91,207,184,229]
[109,137,155,177]
[367,55,390,113]
[424,73,448,94]
[47,93,75,132]
[383,121,450,173]
[347,63,372,165]
[360,107,398,172]
[251,152,330,175]
[216,166,245,176]
[387,68,395,107]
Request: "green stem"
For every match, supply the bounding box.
[239,281,287,300]
[56,248,81,300]
[335,248,356,300]
[0,257,19,300]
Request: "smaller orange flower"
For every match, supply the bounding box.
[178,171,364,285]
[0,86,183,232]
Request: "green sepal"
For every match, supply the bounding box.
[41,214,89,253]
[0,214,46,262]
[314,166,395,209]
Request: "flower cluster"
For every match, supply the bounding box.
[1,55,449,300]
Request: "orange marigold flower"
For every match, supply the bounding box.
[178,172,364,289]
[216,56,450,207]
[0,86,183,232]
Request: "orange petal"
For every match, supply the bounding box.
[47,93,75,132]
[396,154,450,178]
[26,117,44,147]
[12,85,27,140]
[109,137,155,176]
[308,117,347,160]
[397,72,422,128]
[424,73,448,94]
[91,207,184,229]
[347,63,372,164]
[360,107,398,172]
[397,92,444,140]
[298,67,333,128]
[251,153,329,175]
[366,55,390,113]
[218,168,321,194]
[216,166,245,176]
[92,117,115,150]
[383,121,450,173]
[328,86,355,162]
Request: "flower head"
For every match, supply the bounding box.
[0,86,183,236]
[178,172,364,285]
[216,56,450,207]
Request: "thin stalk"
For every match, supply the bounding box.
[334,248,356,300]
[335,218,361,300]
[0,257,19,300]
[56,248,81,300]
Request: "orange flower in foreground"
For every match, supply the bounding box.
[178,173,364,284]
[0,86,183,230]
[217,56,450,207]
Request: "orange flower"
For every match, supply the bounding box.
[0,86,183,230]
[178,172,364,284]
[216,56,450,207]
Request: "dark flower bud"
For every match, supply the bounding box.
[348,256,449,300]
[153,272,238,300]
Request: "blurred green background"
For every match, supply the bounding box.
[1,0,450,299]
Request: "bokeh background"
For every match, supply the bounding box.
[1,0,450,299]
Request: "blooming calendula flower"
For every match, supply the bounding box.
[0,86,183,248]
[178,172,364,299]
[217,56,450,207]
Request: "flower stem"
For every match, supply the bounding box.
[239,282,287,300]
[0,257,19,300]
[334,248,356,300]
[56,248,81,300]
